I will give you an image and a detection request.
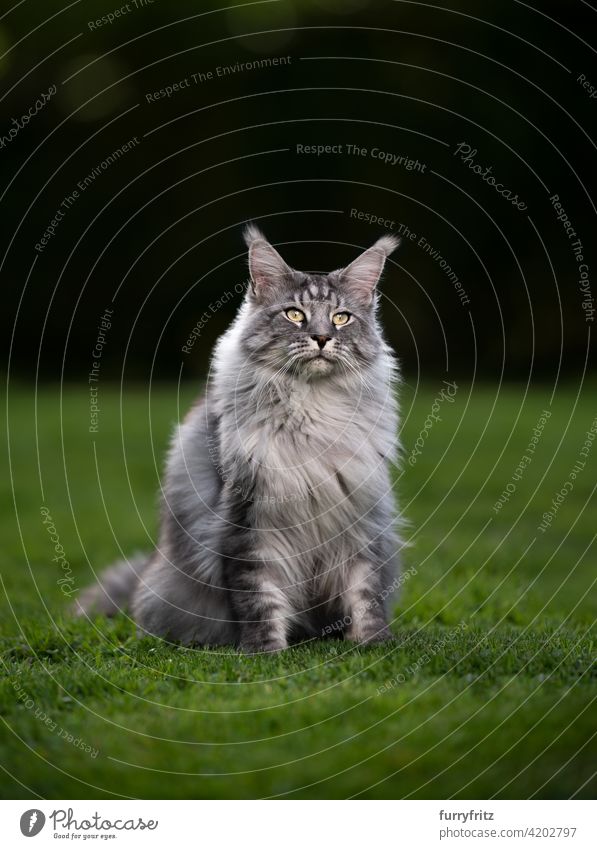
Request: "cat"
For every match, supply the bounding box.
[75,226,404,652]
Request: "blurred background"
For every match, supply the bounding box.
[1,0,595,384]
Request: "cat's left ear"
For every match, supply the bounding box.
[339,235,401,306]
[244,224,292,299]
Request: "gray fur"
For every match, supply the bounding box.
[74,553,148,618]
[76,228,404,652]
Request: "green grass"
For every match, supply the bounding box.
[1,380,595,799]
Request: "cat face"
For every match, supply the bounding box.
[240,226,400,380]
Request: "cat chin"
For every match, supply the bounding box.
[304,356,334,377]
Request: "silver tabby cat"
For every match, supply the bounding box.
[76,227,404,652]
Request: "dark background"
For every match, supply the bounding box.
[1,0,595,384]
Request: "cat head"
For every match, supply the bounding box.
[240,225,400,380]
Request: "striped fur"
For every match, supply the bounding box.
[76,229,404,652]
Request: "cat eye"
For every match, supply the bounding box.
[285,308,305,323]
[332,312,351,326]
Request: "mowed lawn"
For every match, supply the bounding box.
[1,380,595,799]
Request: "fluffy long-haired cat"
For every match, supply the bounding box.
[76,227,403,652]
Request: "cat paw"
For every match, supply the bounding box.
[239,639,288,656]
[347,626,394,646]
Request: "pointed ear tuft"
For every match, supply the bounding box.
[243,223,267,249]
[371,234,401,257]
[244,224,292,297]
[339,234,401,305]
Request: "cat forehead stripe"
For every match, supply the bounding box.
[297,282,339,304]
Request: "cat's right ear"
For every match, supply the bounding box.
[244,225,292,299]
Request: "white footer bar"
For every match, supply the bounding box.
[0,800,594,848]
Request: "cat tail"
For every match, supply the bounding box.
[72,552,151,618]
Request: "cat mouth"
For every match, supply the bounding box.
[304,353,335,373]
[305,351,334,363]
[286,350,335,374]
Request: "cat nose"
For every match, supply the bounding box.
[311,334,331,349]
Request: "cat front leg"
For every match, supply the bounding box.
[224,561,293,654]
[342,559,393,645]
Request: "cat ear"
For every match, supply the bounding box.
[339,234,401,305]
[244,224,292,297]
